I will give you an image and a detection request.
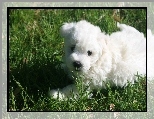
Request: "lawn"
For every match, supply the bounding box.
[9,8,146,111]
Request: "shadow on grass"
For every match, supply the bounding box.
[9,57,73,111]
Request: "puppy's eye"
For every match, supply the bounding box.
[87,50,92,56]
[71,45,75,52]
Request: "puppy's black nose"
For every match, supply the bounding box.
[73,61,82,70]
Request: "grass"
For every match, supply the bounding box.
[9,8,146,111]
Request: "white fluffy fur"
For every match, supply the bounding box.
[49,20,154,100]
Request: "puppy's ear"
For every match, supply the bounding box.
[60,22,76,39]
[97,32,109,53]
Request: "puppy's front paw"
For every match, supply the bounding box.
[49,89,65,100]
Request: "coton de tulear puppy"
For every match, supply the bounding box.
[49,20,154,100]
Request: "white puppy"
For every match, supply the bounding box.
[49,20,154,100]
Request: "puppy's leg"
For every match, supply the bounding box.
[49,84,78,100]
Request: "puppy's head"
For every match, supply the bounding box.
[60,20,107,74]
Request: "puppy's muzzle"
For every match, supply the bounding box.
[73,61,82,71]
